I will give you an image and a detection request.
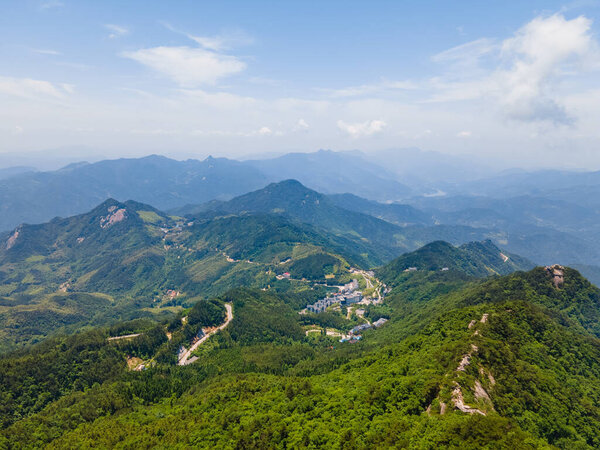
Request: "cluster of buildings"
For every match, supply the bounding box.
[341,279,359,293]
[306,279,362,313]
[306,291,363,313]
[349,317,388,335]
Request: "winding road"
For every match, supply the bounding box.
[178,303,233,366]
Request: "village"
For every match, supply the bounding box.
[301,269,390,343]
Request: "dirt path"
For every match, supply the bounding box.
[178,303,233,366]
[108,333,141,341]
[450,313,491,416]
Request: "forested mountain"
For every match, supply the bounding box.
[246,149,413,201]
[175,180,508,262]
[0,166,35,180]
[4,150,600,272]
[376,240,534,286]
[328,192,434,226]
[0,155,269,232]
[1,244,599,448]
[181,180,404,254]
[0,197,378,352]
[177,179,596,272]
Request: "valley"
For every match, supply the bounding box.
[6,4,600,447]
[0,156,598,449]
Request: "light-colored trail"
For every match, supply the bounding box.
[108,333,141,341]
[178,303,233,366]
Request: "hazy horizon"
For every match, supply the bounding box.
[3,1,600,169]
[0,145,592,173]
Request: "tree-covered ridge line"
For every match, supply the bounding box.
[0,178,538,354]
[1,264,600,448]
[0,197,378,353]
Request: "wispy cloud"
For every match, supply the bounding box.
[293,118,310,132]
[161,22,253,51]
[337,119,386,138]
[31,48,62,56]
[322,80,417,98]
[39,1,64,11]
[189,31,254,52]
[123,25,249,86]
[431,38,497,63]
[430,14,598,124]
[497,14,594,124]
[104,24,129,39]
[0,76,71,99]
[123,46,245,86]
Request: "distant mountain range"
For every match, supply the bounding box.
[0,166,35,180]
[245,149,412,200]
[0,180,537,352]
[0,155,268,232]
[173,179,600,277]
[174,179,504,264]
[3,149,600,275]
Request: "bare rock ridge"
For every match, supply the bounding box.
[426,313,495,416]
[545,264,565,288]
[100,206,127,229]
[5,227,20,250]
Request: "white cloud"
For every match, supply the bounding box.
[123,46,246,86]
[430,14,598,124]
[189,31,254,52]
[104,24,129,39]
[294,118,310,131]
[323,80,417,98]
[497,14,594,124]
[257,126,272,136]
[161,22,253,51]
[39,1,64,10]
[0,76,70,99]
[457,130,472,137]
[432,38,497,63]
[31,48,61,56]
[337,119,386,138]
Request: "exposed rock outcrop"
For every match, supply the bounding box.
[6,227,20,250]
[545,264,565,288]
[100,207,127,229]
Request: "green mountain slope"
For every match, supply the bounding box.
[328,192,434,226]
[377,240,534,286]
[2,266,600,448]
[176,180,512,263]
[0,200,372,352]
[179,179,405,259]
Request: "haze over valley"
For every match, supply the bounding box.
[3,1,600,448]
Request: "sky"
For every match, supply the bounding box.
[1,0,600,168]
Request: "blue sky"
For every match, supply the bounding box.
[2,0,600,167]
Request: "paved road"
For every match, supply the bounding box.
[178,303,233,366]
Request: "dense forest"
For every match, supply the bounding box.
[1,257,600,448]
